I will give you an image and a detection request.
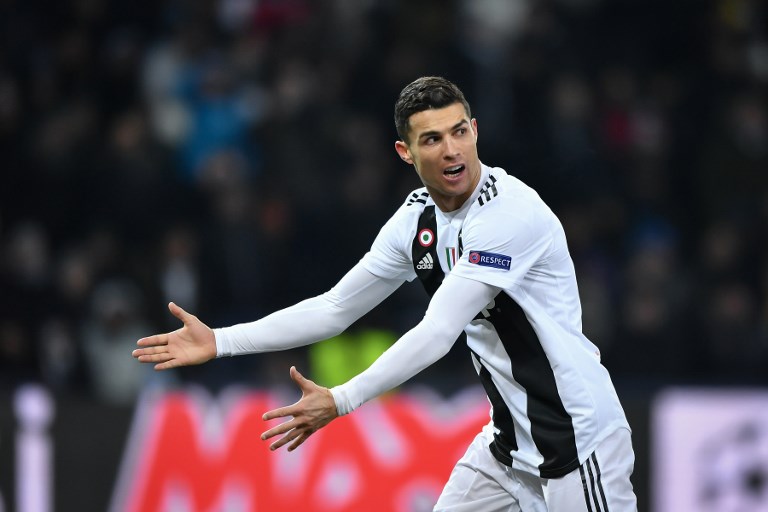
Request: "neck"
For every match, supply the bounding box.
[429,190,468,212]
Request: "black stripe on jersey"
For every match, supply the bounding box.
[477,175,498,206]
[411,205,469,352]
[470,349,518,463]
[483,291,579,478]
[411,206,442,295]
[407,191,429,206]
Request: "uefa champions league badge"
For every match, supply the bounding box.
[468,251,511,270]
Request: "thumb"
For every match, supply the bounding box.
[168,302,191,324]
[290,366,311,390]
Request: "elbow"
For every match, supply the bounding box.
[309,304,352,339]
[317,292,360,337]
[420,316,462,359]
[324,315,353,338]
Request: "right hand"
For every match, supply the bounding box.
[132,302,217,370]
[261,366,338,452]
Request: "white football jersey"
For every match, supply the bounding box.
[360,163,630,478]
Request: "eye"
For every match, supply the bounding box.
[423,136,440,145]
[455,128,467,136]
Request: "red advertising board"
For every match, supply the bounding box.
[111,387,490,512]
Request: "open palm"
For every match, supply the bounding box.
[132,302,217,370]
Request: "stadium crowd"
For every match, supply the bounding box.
[1,0,766,405]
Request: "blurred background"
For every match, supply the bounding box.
[0,0,766,510]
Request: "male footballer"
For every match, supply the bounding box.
[134,76,638,511]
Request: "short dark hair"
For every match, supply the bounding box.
[394,76,472,143]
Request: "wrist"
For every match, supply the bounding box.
[329,385,353,416]
[212,328,230,357]
[323,387,339,418]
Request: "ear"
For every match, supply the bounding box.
[394,140,413,165]
[471,118,478,142]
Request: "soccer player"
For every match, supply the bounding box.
[133,76,638,511]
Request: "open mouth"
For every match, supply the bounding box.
[444,164,465,176]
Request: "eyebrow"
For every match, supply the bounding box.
[417,119,469,141]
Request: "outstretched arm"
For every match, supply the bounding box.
[133,263,403,370]
[261,273,500,450]
[215,264,403,356]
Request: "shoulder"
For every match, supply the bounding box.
[464,169,555,243]
[403,187,431,209]
[376,186,431,240]
[363,188,429,278]
[472,168,548,217]
[389,186,432,223]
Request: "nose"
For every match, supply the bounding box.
[443,136,460,159]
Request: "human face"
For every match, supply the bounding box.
[395,103,481,212]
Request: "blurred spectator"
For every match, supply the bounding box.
[691,217,767,380]
[698,92,767,219]
[80,278,162,405]
[157,225,201,326]
[0,320,37,387]
[85,107,190,250]
[38,317,88,394]
[175,55,266,182]
[0,222,54,359]
[700,280,764,381]
[196,152,268,323]
[617,219,690,379]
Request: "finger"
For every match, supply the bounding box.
[287,432,309,452]
[132,345,168,357]
[136,334,168,347]
[270,429,303,452]
[262,404,299,421]
[154,359,181,371]
[289,366,313,391]
[136,353,173,364]
[261,419,298,440]
[168,302,191,324]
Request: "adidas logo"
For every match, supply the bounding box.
[416,253,434,270]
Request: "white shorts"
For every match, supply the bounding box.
[433,427,637,512]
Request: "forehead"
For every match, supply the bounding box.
[408,103,468,138]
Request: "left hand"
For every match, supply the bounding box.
[261,366,339,452]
